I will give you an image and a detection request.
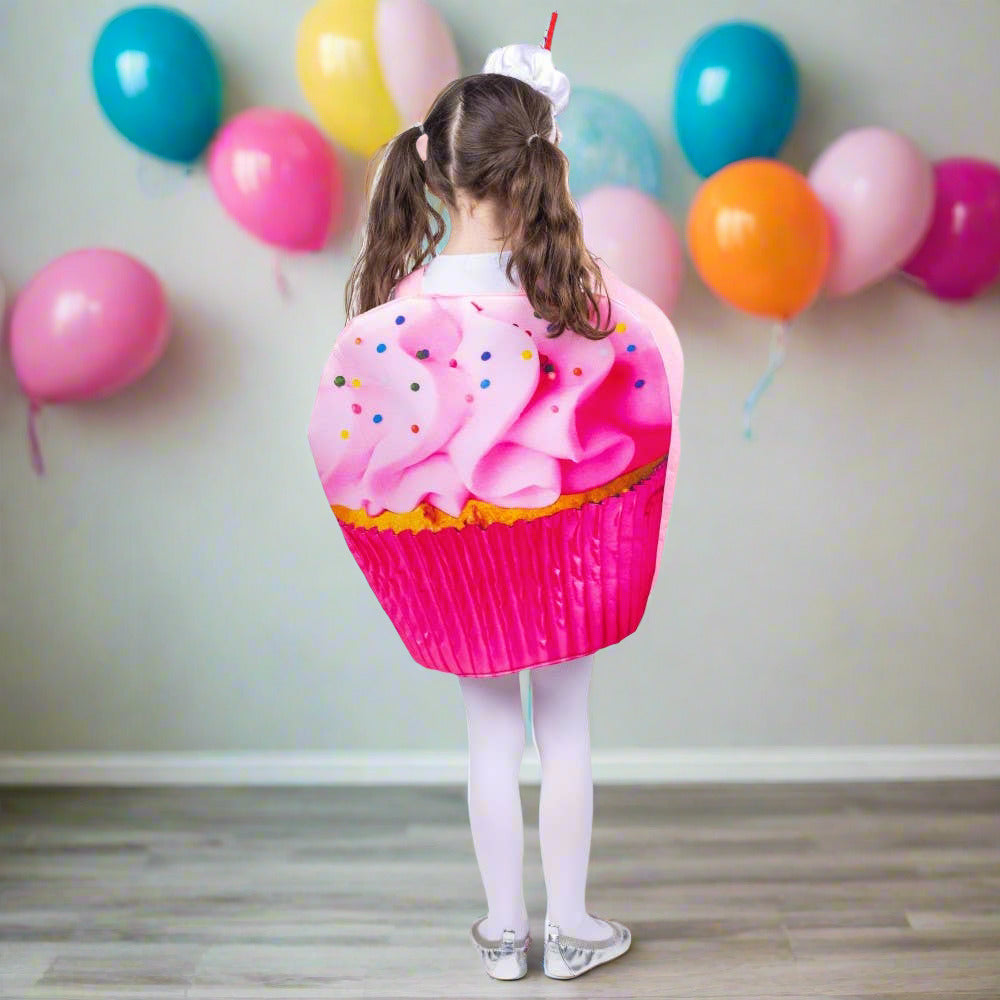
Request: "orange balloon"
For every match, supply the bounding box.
[687,159,831,319]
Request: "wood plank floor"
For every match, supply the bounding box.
[1,781,998,999]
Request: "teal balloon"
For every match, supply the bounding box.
[92,5,222,163]
[674,21,798,178]
[558,88,663,199]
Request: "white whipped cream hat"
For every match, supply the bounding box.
[482,12,571,117]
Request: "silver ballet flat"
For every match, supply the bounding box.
[469,917,530,981]
[542,916,631,979]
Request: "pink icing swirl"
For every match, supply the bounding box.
[308,293,672,517]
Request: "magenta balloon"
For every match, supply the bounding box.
[578,186,684,316]
[208,108,342,252]
[9,249,170,404]
[902,158,1000,300]
[809,127,934,297]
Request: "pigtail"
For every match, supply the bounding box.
[344,125,447,320]
[503,137,615,340]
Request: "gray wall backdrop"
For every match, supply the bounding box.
[1,0,998,753]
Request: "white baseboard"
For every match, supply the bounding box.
[1,746,998,785]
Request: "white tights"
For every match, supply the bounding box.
[458,654,610,941]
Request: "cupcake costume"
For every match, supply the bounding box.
[308,262,683,675]
[308,34,682,675]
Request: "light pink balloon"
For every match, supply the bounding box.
[208,108,342,252]
[578,186,684,316]
[10,249,170,404]
[375,0,461,122]
[809,127,934,297]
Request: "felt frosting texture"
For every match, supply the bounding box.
[309,296,671,517]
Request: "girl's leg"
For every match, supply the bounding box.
[457,672,529,939]
[530,654,611,940]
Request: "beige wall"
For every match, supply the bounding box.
[1,0,998,754]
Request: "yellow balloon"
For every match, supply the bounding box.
[296,0,402,158]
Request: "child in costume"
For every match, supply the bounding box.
[308,26,683,982]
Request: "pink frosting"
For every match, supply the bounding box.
[308,286,673,517]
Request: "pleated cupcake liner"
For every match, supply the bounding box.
[339,461,667,676]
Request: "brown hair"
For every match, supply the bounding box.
[344,73,615,339]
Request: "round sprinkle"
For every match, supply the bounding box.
[340,429,349,440]
[416,349,430,360]
[354,337,362,345]
[373,414,383,424]
[550,404,559,413]
[449,358,458,368]
[481,351,492,361]
[376,343,387,353]
[572,367,582,376]
[626,344,636,353]
[410,424,419,433]
[333,375,346,387]
[543,363,555,374]
[521,350,533,360]
[615,322,627,333]
[351,378,362,388]
[351,403,362,414]
[480,378,491,389]
[465,393,474,403]
[410,382,420,392]
[634,379,646,389]
[395,315,405,325]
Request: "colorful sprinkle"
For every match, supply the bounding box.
[512,322,519,327]
[416,349,430,360]
[395,315,405,325]
[449,359,458,368]
[376,343,387,353]
[465,393,474,403]
[340,429,349,440]
[373,414,383,424]
[526,330,533,337]
[634,379,646,389]
[333,375,346,387]
[351,403,362,414]
[550,404,559,413]
[410,382,420,391]
[572,367,582,376]
[480,378,491,389]
[354,337,362,345]
[546,322,558,332]
[626,344,636,353]
[351,378,362,388]
[521,350,533,360]
[481,351,491,361]
[615,322,627,333]
[543,363,555,374]
[411,424,419,433]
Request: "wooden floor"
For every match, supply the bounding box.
[0,782,998,999]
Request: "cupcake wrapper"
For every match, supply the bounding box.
[338,461,667,676]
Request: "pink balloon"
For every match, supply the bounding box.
[902,157,1000,301]
[10,249,170,404]
[578,186,684,315]
[208,108,342,252]
[808,127,934,297]
[375,0,461,123]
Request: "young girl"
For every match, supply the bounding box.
[309,38,682,982]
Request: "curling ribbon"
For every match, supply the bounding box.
[27,401,45,476]
[743,321,788,440]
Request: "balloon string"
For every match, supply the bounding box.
[743,321,789,440]
[273,253,291,300]
[27,401,45,476]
